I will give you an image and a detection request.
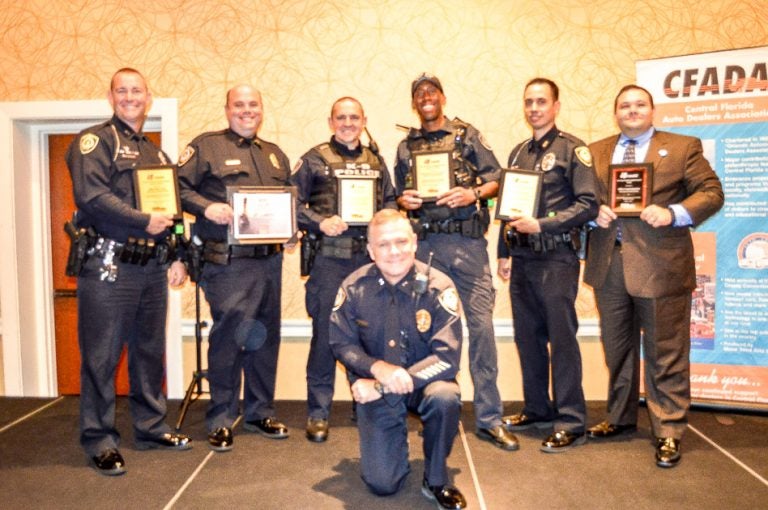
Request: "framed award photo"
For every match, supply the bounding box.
[133,165,182,220]
[337,176,376,226]
[608,163,653,216]
[495,168,542,220]
[412,149,454,200]
[227,186,297,245]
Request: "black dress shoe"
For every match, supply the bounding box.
[208,427,233,452]
[587,421,637,439]
[91,448,126,476]
[476,425,520,451]
[243,417,289,439]
[502,413,553,431]
[135,432,193,451]
[306,418,329,443]
[421,479,467,510]
[540,430,586,453]
[655,437,681,468]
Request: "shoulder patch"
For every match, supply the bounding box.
[291,158,303,175]
[332,287,347,312]
[575,146,593,167]
[438,287,460,317]
[178,145,195,166]
[79,133,99,155]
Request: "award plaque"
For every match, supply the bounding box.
[608,163,653,216]
[495,168,542,220]
[227,186,297,244]
[412,150,454,200]
[337,176,376,225]
[133,165,182,219]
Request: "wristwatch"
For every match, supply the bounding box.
[473,187,482,200]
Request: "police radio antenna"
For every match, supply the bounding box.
[414,251,433,297]
[364,127,379,155]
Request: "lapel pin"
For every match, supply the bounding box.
[659,149,668,157]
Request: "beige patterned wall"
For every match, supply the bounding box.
[2,0,766,322]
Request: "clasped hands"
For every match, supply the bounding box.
[351,360,414,404]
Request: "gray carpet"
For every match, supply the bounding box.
[0,397,766,509]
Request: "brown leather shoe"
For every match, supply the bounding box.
[587,421,637,439]
[540,430,586,453]
[476,425,520,451]
[502,413,553,431]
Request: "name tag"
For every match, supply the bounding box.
[225,159,241,166]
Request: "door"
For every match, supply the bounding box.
[49,131,161,395]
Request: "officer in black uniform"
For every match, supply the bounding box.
[497,78,599,452]
[395,73,518,451]
[330,209,467,510]
[291,97,397,442]
[178,84,291,452]
[66,68,191,476]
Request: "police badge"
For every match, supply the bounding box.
[541,152,556,172]
[79,133,99,155]
[269,152,280,169]
[415,309,432,333]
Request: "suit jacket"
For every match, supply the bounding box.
[583,130,723,298]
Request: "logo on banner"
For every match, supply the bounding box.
[737,233,768,269]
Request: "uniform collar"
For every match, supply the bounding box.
[111,115,147,142]
[409,116,453,141]
[329,136,362,158]
[528,126,558,154]
[372,265,418,296]
[228,128,262,148]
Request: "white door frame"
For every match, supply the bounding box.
[0,99,184,398]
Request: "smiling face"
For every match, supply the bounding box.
[108,70,151,132]
[367,212,417,285]
[523,82,559,138]
[412,81,446,128]
[329,98,366,150]
[225,85,263,138]
[614,87,655,139]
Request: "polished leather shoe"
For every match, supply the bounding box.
[421,479,467,509]
[208,427,233,452]
[92,448,126,476]
[655,437,681,468]
[243,417,289,439]
[540,430,586,453]
[587,421,637,439]
[476,425,520,451]
[502,413,553,431]
[136,432,193,451]
[306,418,329,443]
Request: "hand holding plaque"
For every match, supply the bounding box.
[412,150,453,201]
[495,168,542,220]
[608,163,653,216]
[133,165,182,219]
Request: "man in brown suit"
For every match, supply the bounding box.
[583,84,723,468]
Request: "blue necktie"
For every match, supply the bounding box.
[616,140,636,244]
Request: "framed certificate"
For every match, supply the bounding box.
[495,168,542,220]
[227,186,297,245]
[337,176,376,225]
[412,149,454,200]
[133,165,182,219]
[608,163,653,216]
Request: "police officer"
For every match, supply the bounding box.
[497,78,599,452]
[66,68,191,476]
[291,97,397,442]
[329,209,467,510]
[396,73,518,451]
[178,84,291,451]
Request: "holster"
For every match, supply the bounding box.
[64,220,90,277]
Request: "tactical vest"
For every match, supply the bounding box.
[307,143,383,217]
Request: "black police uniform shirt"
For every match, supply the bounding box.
[291,136,397,235]
[66,115,172,242]
[177,129,291,241]
[329,259,463,391]
[497,126,599,259]
[394,117,501,222]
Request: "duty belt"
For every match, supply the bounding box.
[88,234,173,282]
[319,235,367,259]
[202,240,282,265]
[504,229,580,253]
[417,218,482,239]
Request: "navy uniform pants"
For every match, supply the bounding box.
[509,251,586,432]
[305,252,370,419]
[416,232,503,429]
[78,257,171,456]
[200,254,283,431]
[357,380,461,495]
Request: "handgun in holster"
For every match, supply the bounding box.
[300,232,318,277]
[186,235,204,282]
[64,218,90,276]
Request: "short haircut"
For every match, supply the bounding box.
[330,96,364,117]
[614,84,654,111]
[366,209,410,240]
[525,77,559,101]
[110,67,146,91]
